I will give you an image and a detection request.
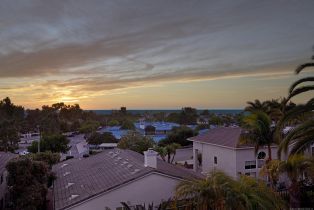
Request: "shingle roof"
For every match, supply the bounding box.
[53,149,202,210]
[0,152,17,174]
[188,127,248,148]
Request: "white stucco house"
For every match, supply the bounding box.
[188,127,282,179]
[52,149,202,210]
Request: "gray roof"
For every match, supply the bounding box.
[53,149,202,210]
[189,127,248,148]
[0,152,17,174]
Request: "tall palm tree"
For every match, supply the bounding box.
[235,175,285,210]
[279,155,314,208]
[264,98,296,124]
[245,99,269,113]
[276,54,314,157]
[175,171,238,210]
[175,170,285,210]
[155,143,181,163]
[240,111,274,160]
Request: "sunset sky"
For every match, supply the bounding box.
[0,0,313,109]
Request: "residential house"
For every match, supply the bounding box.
[188,127,280,179]
[0,152,17,210]
[53,149,201,210]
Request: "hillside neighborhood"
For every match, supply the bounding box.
[0,59,314,209]
[0,1,314,210]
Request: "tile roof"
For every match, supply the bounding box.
[53,149,202,210]
[188,127,249,148]
[0,152,18,174]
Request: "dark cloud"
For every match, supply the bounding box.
[0,0,313,105]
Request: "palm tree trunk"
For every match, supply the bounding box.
[171,153,176,163]
[167,153,171,163]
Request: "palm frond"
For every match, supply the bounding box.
[289,134,314,155]
[287,85,314,101]
[289,77,314,94]
[295,62,314,74]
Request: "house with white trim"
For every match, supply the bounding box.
[188,127,281,179]
[52,149,201,210]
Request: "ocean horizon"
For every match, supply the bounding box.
[90,109,244,115]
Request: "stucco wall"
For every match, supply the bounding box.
[193,142,237,178]
[235,147,278,178]
[193,141,281,179]
[66,173,181,210]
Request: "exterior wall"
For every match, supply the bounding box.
[193,142,237,178]
[193,142,282,179]
[235,146,279,179]
[66,173,181,210]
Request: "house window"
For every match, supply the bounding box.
[245,160,256,169]
[0,174,3,185]
[214,156,217,164]
[312,147,314,156]
[257,151,266,159]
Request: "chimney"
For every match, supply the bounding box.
[144,149,158,168]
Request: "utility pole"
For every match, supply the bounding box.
[37,125,40,153]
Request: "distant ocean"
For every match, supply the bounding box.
[90,109,244,115]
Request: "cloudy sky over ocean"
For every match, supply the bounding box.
[0,0,313,109]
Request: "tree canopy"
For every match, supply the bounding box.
[27,134,70,153]
[117,131,155,154]
[87,132,117,145]
[6,157,50,210]
[159,126,197,146]
[0,97,24,152]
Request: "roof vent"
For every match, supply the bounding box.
[131,169,140,174]
[121,161,128,166]
[63,172,71,177]
[66,182,74,189]
[69,195,79,200]
[61,163,68,168]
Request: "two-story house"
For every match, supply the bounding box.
[188,127,279,179]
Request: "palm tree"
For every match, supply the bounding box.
[278,155,314,208]
[175,170,285,210]
[175,170,238,210]
[260,159,281,189]
[264,98,296,124]
[245,99,268,113]
[155,143,181,163]
[235,175,285,210]
[276,54,314,157]
[240,111,274,160]
[155,146,167,161]
[167,143,181,163]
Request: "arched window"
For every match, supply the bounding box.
[257,151,266,159]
